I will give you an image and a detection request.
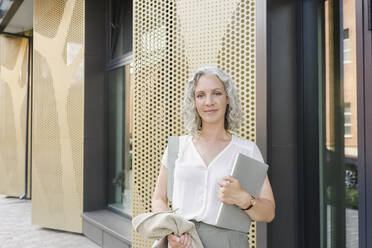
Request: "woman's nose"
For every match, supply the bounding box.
[205,94,214,105]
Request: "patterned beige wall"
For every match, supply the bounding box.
[0,36,29,197]
[32,0,84,233]
[133,0,258,247]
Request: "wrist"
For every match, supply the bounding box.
[238,191,252,209]
[242,195,256,211]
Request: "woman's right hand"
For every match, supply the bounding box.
[167,233,192,248]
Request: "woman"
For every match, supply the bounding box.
[152,67,275,248]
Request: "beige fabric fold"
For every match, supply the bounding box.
[132,210,204,248]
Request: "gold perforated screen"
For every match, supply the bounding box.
[0,36,29,197]
[32,0,84,233]
[133,0,258,247]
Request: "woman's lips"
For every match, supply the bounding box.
[204,109,217,113]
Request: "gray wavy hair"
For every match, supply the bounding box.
[182,66,243,135]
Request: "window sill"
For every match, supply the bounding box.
[82,209,132,247]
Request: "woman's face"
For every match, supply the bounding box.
[194,74,229,127]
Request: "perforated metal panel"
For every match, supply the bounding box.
[32,0,84,233]
[133,0,258,247]
[0,36,29,197]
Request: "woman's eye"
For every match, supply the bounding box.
[196,94,204,98]
[215,92,222,96]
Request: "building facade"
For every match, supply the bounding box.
[0,0,371,248]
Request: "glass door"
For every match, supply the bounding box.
[320,0,359,247]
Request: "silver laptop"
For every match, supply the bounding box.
[215,153,268,233]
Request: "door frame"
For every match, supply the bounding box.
[300,0,369,247]
[357,0,372,247]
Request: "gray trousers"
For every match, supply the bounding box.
[191,220,249,248]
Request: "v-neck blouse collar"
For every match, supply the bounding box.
[190,134,235,168]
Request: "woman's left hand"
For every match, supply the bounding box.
[217,176,250,209]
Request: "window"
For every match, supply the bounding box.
[0,0,14,23]
[343,28,351,63]
[344,102,352,138]
[109,0,133,61]
[106,0,133,216]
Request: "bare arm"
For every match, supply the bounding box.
[152,164,191,248]
[218,175,275,223]
[240,175,275,222]
[152,163,170,212]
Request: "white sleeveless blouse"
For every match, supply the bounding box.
[161,134,264,226]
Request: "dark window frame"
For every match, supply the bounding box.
[358,0,372,247]
[297,1,322,247]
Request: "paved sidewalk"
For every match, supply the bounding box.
[0,195,99,248]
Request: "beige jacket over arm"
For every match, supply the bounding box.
[132,210,204,248]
